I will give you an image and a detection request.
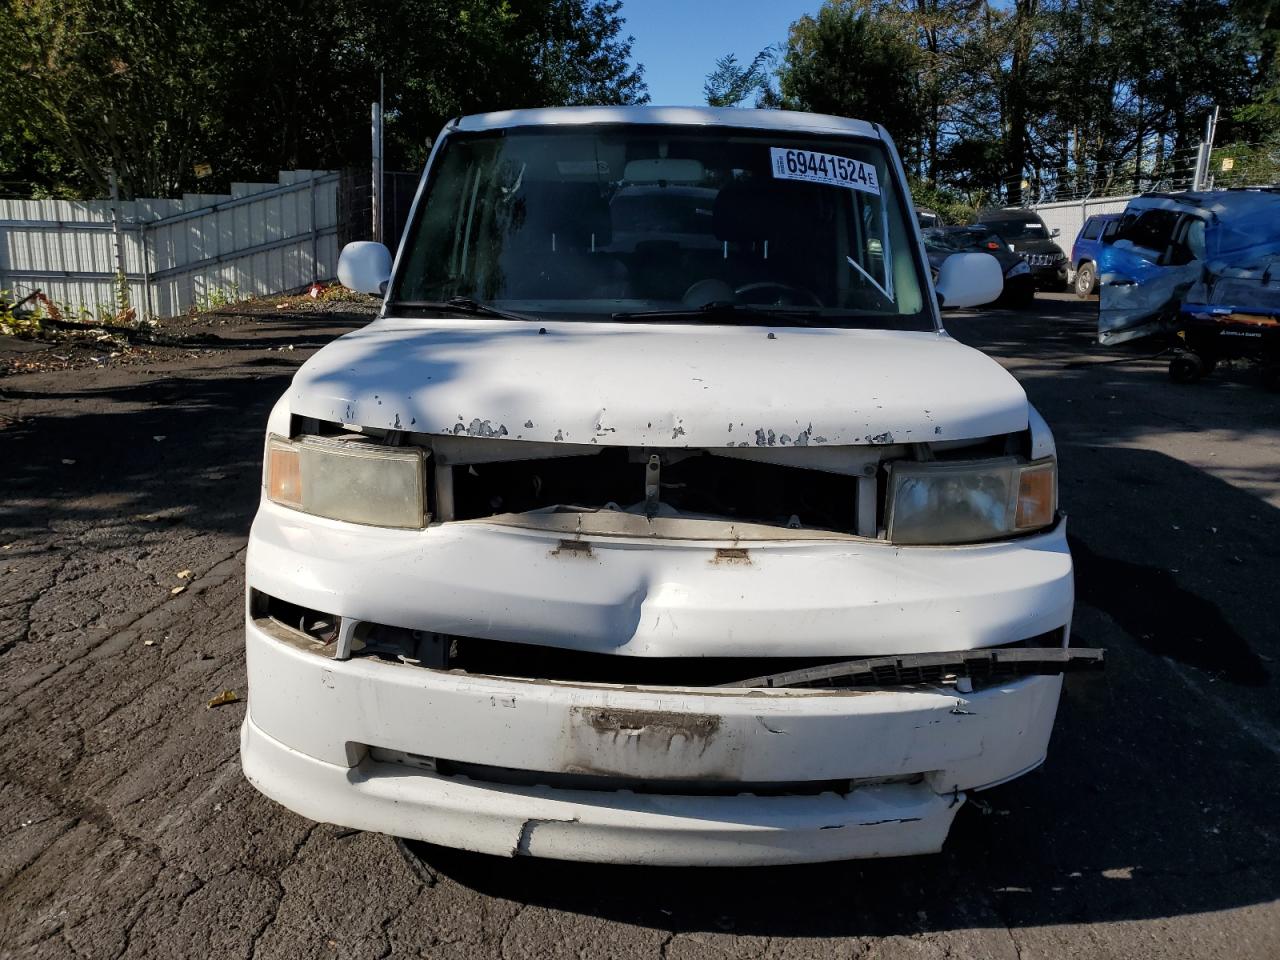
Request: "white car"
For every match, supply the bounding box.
[241,106,1089,866]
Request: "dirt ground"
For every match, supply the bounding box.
[2,294,1279,959]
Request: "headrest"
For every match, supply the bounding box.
[712,180,814,243]
[523,182,612,248]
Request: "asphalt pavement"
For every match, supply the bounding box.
[2,293,1278,959]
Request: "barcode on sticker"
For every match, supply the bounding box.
[770,148,880,196]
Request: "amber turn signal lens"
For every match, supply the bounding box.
[1015,461,1056,530]
[266,439,302,508]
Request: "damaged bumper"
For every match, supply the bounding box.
[241,501,1074,865]
[244,500,1073,657]
[241,624,1063,864]
[244,715,966,865]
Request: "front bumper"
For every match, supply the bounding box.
[1030,261,1068,287]
[243,715,966,865]
[242,624,1062,864]
[244,499,1073,656]
[241,504,1073,865]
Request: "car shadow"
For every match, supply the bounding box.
[400,441,1280,936]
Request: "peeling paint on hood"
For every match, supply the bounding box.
[288,317,1029,446]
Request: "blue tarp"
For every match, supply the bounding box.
[1098,190,1280,344]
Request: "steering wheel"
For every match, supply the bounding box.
[733,281,823,307]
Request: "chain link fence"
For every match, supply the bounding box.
[338,170,421,251]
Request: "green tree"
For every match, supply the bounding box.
[1235,0,1280,132]
[0,0,230,197]
[776,1,925,167]
[703,49,772,107]
[0,0,648,199]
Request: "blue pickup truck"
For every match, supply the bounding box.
[1070,213,1120,298]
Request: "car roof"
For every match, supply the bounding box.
[1125,188,1280,220]
[1086,213,1121,221]
[452,105,882,140]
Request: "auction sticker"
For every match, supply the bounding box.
[770,147,880,196]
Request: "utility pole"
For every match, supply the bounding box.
[371,76,384,245]
[1192,105,1220,192]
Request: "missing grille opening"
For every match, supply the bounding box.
[450,447,860,532]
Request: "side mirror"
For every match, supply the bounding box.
[337,241,393,295]
[1050,227,1061,238]
[935,252,1005,309]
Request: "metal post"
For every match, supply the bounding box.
[139,222,155,322]
[379,72,385,237]
[1205,105,1220,190]
[371,99,383,243]
[107,170,129,312]
[1193,105,1220,191]
[309,171,319,282]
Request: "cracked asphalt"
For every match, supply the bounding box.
[2,294,1279,959]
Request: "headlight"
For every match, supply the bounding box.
[886,457,1056,545]
[1007,260,1031,277]
[265,434,426,528]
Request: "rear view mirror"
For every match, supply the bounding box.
[1050,227,1061,238]
[935,252,1004,309]
[337,241,393,295]
[622,158,706,183]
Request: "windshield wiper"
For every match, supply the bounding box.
[389,297,536,322]
[611,301,825,326]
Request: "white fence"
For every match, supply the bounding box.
[1027,194,1137,251]
[0,170,341,319]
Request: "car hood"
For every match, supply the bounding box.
[288,316,1029,447]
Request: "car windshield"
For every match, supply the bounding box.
[982,219,1048,241]
[391,124,929,330]
[923,228,1005,252]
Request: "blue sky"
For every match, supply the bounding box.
[621,0,819,106]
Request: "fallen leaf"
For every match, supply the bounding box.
[177,569,192,579]
[170,585,186,595]
[144,638,156,646]
[207,690,239,709]
[61,458,76,465]
[153,435,167,442]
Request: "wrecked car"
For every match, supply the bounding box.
[1164,190,1280,388]
[1099,189,1280,350]
[241,106,1092,866]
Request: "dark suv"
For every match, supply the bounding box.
[1070,213,1120,298]
[970,209,1069,290]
